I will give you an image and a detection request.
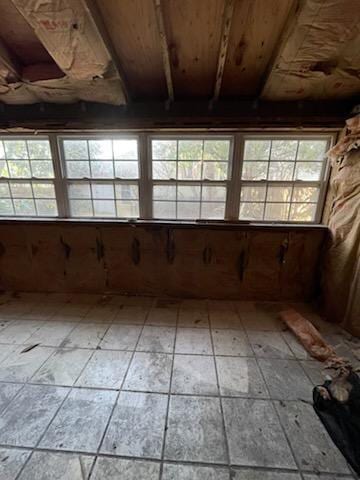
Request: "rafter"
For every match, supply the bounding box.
[212,0,235,103]
[153,0,174,102]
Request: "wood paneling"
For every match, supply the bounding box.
[0,223,325,300]
[221,0,294,97]
[96,0,167,100]
[161,0,225,98]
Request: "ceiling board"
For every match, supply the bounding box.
[221,0,294,97]
[162,0,225,98]
[96,0,167,100]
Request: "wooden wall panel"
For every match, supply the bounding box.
[162,0,224,98]
[0,223,325,301]
[221,0,294,97]
[96,0,167,99]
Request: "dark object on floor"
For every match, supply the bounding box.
[20,343,40,353]
[313,369,360,476]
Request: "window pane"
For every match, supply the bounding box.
[31,160,54,178]
[153,185,176,200]
[67,161,90,178]
[89,140,112,160]
[0,161,9,177]
[244,140,270,160]
[177,202,200,219]
[264,203,290,221]
[28,140,51,159]
[0,183,10,197]
[153,161,176,180]
[294,162,323,181]
[0,142,4,159]
[8,161,31,178]
[0,199,13,215]
[242,162,267,180]
[115,184,138,200]
[152,140,177,160]
[33,183,55,198]
[70,199,92,216]
[153,201,176,218]
[10,182,32,198]
[203,140,230,160]
[201,202,225,219]
[267,186,292,202]
[68,183,91,199]
[113,139,138,159]
[239,203,264,220]
[290,203,316,221]
[202,185,226,201]
[115,161,138,179]
[64,140,88,160]
[292,186,319,203]
[297,140,327,160]
[271,140,297,160]
[4,140,28,159]
[116,200,139,218]
[36,199,57,216]
[240,186,266,202]
[268,162,294,181]
[177,185,201,201]
[178,162,201,180]
[93,200,116,217]
[91,161,113,178]
[92,183,114,199]
[178,140,203,160]
[203,162,228,180]
[14,199,36,216]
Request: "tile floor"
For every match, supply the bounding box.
[0,293,358,479]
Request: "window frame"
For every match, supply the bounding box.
[57,133,142,219]
[0,130,336,225]
[147,133,234,221]
[0,134,59,218]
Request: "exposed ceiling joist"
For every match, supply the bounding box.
[258,0,305,97]
[212,0,235,103]
[9,0,128,102]
[153,0,174,103]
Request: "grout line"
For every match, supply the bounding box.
[208,308,232,479]
[158,306,179,480]
[87,306,152,479]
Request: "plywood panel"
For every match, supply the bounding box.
[96,0,167,99]
[162,0,224,98]
[221,0,294,97]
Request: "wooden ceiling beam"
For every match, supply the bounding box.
[212,0,235,103]
[153,0,174,103]
[258,0,305,97]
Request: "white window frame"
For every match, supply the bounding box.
[0,131,336,225]
[57,134,142,219]
[147,133,234,220]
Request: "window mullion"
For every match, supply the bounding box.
[49,133,68,218]
[226,133,243,220]
[138,132,151,219]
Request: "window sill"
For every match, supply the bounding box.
[0,216,328,231]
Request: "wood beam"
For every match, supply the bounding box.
[259,0,305,97]
[0,39,20,83]
[10,0,129,102]
[153,0,174,103]
[212,0,235,103]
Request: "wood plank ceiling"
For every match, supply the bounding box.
[0,0,359,105]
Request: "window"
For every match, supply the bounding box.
[0,137,57,216]
[60,137,140,218]
[239,137,330,222]
[0,133,332,224]
[150,137,232,219]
